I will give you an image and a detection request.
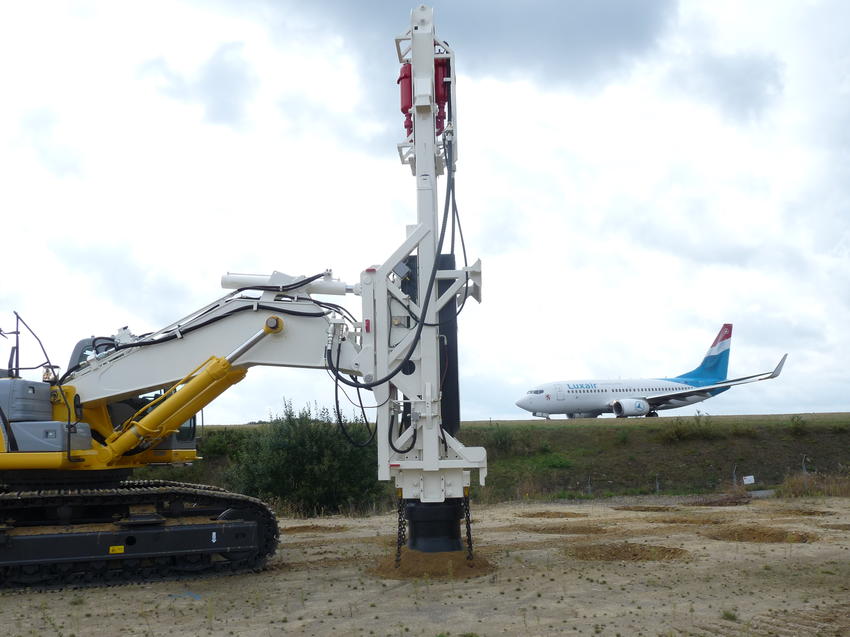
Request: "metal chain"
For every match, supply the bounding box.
[394,497,407,567]
[463,494,474,561]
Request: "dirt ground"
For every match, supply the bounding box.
[2,495,850,637]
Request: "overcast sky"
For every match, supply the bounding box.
[2,1,848,423]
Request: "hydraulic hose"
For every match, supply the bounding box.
[326,138,456,391]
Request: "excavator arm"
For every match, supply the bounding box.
[0,6,485,579]
[59,6,487,514]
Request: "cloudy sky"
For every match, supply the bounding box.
[2,0,848,423]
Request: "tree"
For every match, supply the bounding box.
[227,401,383,516]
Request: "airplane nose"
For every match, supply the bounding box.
[515,396,529,410]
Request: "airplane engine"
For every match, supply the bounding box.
[611,399,649,417]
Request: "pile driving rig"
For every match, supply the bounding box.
[0,5,486,586]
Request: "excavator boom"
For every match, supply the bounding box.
[0,4,485,586]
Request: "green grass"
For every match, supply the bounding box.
[463,413,850,502]
[140,413,850,506]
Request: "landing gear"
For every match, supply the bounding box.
[646,411,659,418]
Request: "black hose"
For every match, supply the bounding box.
[326,135,456,390]
[58,300,331,385]
[333,342,376,448]
[388,411,417,454]
[231,272,327,295]
[112,303,328,352]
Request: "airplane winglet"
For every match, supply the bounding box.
[770,353,788,379]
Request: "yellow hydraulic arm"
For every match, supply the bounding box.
[96,316,283,466]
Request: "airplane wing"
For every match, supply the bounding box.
[645,354,787,408]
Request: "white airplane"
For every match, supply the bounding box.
[515,324,787,419]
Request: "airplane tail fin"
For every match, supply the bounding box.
[674,323,732,383]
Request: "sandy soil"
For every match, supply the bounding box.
[2,495,849,636]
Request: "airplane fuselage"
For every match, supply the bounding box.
[516,378,725,419]
[514,324,786,419]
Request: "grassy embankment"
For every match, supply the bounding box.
[137,412,850,506]
[462,412,850,502]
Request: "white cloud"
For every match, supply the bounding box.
[1,1,847,426]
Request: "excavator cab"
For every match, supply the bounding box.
[66,336,118,376]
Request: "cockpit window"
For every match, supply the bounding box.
[526,389,544,394]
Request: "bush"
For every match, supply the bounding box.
[658,413,725,443]
[198,427,253,459]
[775,472,850,497]
[789,414,808,437]
[479,425,513,457]
[226,402,384,516]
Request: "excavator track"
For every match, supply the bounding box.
[0,480,278,588]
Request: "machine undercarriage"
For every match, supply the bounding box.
[0,479,277,587]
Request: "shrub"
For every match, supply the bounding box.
[658,413,725,443]
[775,472,850,498]
[226,401,384,516]
[789,414,808,437]
[481,425,514,457]
[198,427,253,459]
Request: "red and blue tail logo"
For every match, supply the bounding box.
[672,324,732,385]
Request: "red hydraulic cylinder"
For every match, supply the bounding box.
[434,58,449,135]
[398,63,413,137]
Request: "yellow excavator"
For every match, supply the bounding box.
[0,5,486,586]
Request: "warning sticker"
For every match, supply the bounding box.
[109,545,125,554]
